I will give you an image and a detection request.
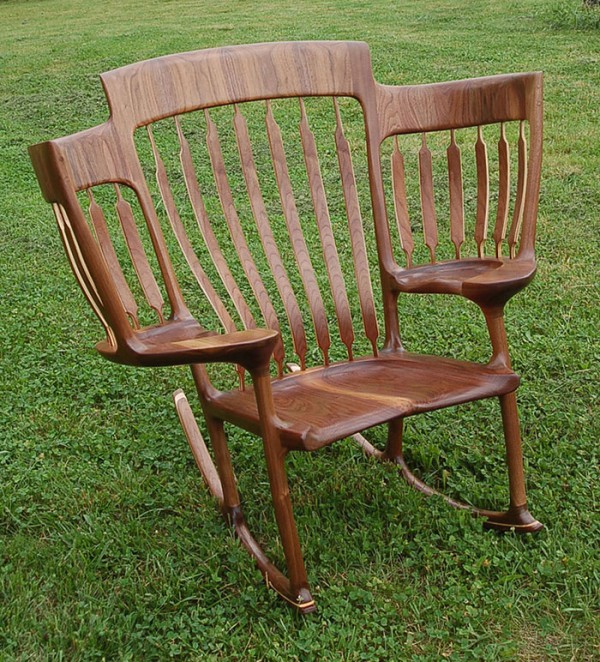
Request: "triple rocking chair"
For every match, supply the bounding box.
[30,41,543,612]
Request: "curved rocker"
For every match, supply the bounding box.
[352,418,542,533]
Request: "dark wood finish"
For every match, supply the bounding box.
[29,41,543,613]
[447,130,464,260]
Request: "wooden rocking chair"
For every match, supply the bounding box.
[29,41,543,612]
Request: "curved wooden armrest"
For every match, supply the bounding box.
[390,257,537,307]
[96,321,279,370]
[461,258,536,306]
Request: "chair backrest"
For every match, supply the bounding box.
[29,41,542,381]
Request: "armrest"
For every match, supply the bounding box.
[96,321,279,370]
[462,259,536,307]
[389,257,536,307]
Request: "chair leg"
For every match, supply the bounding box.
[175,385,314,612]
[252,367,315,611]
[482,391,543,532]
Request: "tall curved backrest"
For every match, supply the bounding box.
[30,41,542,374]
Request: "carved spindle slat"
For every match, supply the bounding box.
[493,123,511,257]
[418,133,438,262]
[204,109,285,348]
[114,184,164,322]
[299,99,354,359]
[175,117,257,332]
[447,130,464,259]
[333,98,379,355]
[391,137,414,268]
[87,189,139,327]
[53,203,116,346]
[146,126,235,333]
[265,101,331,365]
[508,121,528,258]
[475,126,490,258]
[233,105,305,372]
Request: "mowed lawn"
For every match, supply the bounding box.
[1,0,598,659]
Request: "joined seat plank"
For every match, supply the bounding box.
[208,352,519,451]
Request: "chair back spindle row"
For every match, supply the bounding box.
[389,120,529,267]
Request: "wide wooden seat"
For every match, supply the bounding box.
[29,41,543,613]
[210,353,519,451]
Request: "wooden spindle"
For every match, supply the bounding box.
[508,121,528,259]
[493,123,511,258]
[87,188,139,327]
[418,133,438,263]
[265,100,331,365]
[146,125,235,333]
[114,181,165,322]
[233,105,305,372]
[475,126,490,258]
[175,117,257,333]
[447,130,464,260]
[333,98,379,355]
[299,98,354,359]
[391,137,414,267]
[204,110,284,343]
[53,203,116,346]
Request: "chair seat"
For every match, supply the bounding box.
[208,351,519,451]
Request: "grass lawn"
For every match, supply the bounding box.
[1,0,599,658]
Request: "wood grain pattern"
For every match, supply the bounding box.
[53,203,116,346]
[333,98,379,353]
[475,125,490,258]
[266,100,331,365]
[508,121,528,258]
[418,133,438,262]
[391,137,414,267]
[87,188,139,326]
[175,117,256,332]
[114,184,165,321]
[447,129,464,259]
[493,123,511,257]
[299,98,355,359]
[209,353,519,451]
[204,110,283,341]
[29,42,544,612]
[146,125,235,333]
[233,105,307,371]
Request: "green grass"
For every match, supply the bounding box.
[1,0,599,659]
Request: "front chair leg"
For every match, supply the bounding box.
[482,305,542,531]
[252,365,315,612]
[358,407,542,532]
[175,386,315,612]
[482,391,543,532]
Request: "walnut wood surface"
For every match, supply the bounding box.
[391,137,414,266]
[447,130,464,259]
[418,133,438,262]
[494,123,511,257]
[475,126,490,258]
[29,41,543,612]
[206,352,519,451]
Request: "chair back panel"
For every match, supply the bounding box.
[29,43,542,384]
[376,73,542,264]
[63,93,381,378]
